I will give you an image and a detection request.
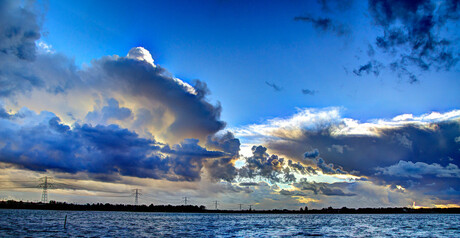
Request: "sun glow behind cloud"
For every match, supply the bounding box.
[233,107,460,140]
[0,0,459,210]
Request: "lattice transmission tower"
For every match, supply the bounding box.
[38,176,54,203]
[132,189,142,205]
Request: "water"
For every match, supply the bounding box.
[0,209,459,237]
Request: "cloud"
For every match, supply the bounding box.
[1,1,226,143]
[315,157,346,175]
[301,89,318,95]
[292,179,356,196]
[0,107,228,182]
[0,0,42,97]
[238,145,285,183]
[294,16,350,36]
[83,49,225,142]
[206,131,240,157]
[288,159,318,175]
[368,0,459,68]
[376,161,460,179]
[303,149,347,175]
[85,98,132,124]
[265,81,283,92]
[204,132,240,182]
[304,149,319,158]
[235,107,460,139]
[234,107,460,203]
[0,1,82,98]
[0,107,10,119]
[234,107,343,140]
[239,182,260,187]
[235,145,326,184]
[353,60,384,77]
[127,47,155,66]
[0,1,234,189]
[317,0,354,12]
[296,0,459,82]
[330,144,348,154]
[365,0,459,81]
[0,0,41,61]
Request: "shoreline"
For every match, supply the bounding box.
[1,200,459,214]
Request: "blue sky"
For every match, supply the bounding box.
[0,0,459,209]
[42,0,459,126]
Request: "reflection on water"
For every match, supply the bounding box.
[1,209,459,237]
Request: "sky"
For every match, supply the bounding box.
[0,0,459,210]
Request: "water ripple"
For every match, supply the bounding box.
[0,210,459,237]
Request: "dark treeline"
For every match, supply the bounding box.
[1,200,459,214]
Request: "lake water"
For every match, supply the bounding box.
[0,209,459,237]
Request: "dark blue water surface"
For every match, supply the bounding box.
[1,209,459,237]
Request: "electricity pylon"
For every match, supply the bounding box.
[213,200,219,210]
[183,197,188,205]
[38,176,54,203]
[132,189,142,205]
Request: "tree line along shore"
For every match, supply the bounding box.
[1,200,459,214]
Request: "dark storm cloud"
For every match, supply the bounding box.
[0,107,228,182]
[265,81,283,92]
[237,145,322,184]
[288,159,318,175]
[376,160,460,179]
[206,131,241,157]
[0,0,41,96]
[302,149,346,174]
[1,1,226,142]
[266,120,460,199]
[87,55,226,141]
[279,189,307,196]
[294,16,350,36]
[0,1,233,184]
[238,145,286,183]
[0,0,40,61]
[0,1,81,97]
[205,157,237,182]
[297,0,459,82]
[281,168,295,183]
[315,157,346,175]
[290,179,356,196]
[365,0,459,80]
[204,132,241,182]
[320,185,355,196]
[301,89,318,95]
[0,107,10,119]
[304,149,319,159]
[161,139,227,158]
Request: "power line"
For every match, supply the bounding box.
[141,194,170,204]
